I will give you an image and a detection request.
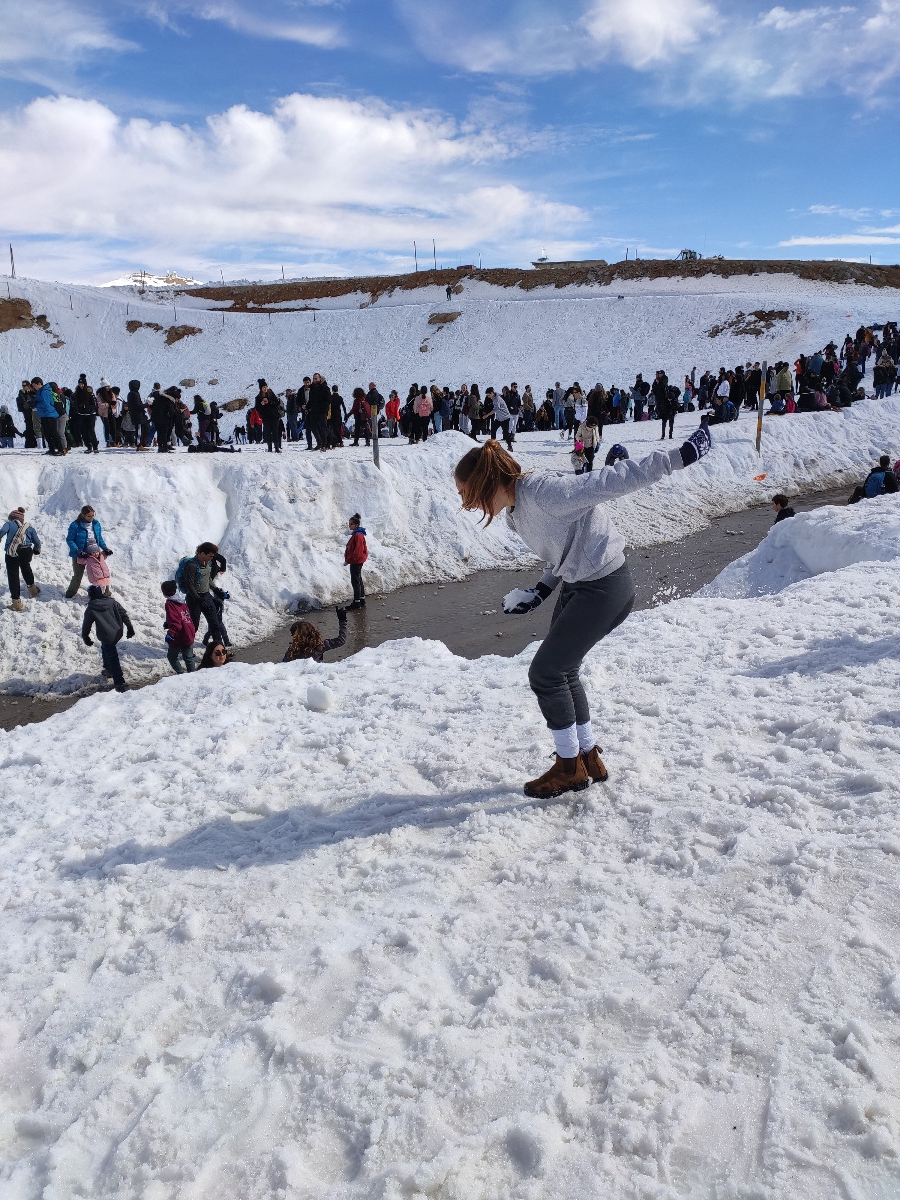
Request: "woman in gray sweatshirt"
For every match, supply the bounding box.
[455,423,711,799]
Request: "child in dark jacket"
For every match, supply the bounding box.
[82,584,134,692]
[344,513,368,609]
[161,580,197,673]
[284,608,347,663]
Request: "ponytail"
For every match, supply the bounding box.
[454,439,522,526]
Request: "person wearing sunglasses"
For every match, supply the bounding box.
[199,642,228,668]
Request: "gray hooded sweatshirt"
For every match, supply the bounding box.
[507,447,683,586]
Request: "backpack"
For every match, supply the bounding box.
[174,556,193,593]
[864,471,886,499]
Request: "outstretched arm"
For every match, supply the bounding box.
[322,608,348,653]
[526,424,711,519]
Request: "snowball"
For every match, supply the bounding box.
[337,746,354,765]
[306,683,335,712]
[502,588,535,612]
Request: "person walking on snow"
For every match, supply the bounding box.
[255,379,283,453]
[127,381,151,450]
[345,514,368,610]
[82,584,134,692]
[72,374,100,453]
[32,377,66,456]
[454,420,713,800]
[2,507,41,611]
[65,505,112,598]
[161,580,197,673]
[180,542,231,650]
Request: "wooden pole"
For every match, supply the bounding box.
[371,394,380,471]
[756,359,766,454]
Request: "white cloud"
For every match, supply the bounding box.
[581,0,717,68]
[148,0,344,47]
[395,0,900,105]
[0,0,135,70]
[0,93,586,281]
[809,204,873,220]
[394,0,717,74]
[780,234,900,244]
[758,4,838,30]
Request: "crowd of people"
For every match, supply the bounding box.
[2,321,897,456]
[1,505,369,691]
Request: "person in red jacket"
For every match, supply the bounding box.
[161,580,197,673]
[350,388,372,447]
[385,390,401,437]
[344,513,368,609]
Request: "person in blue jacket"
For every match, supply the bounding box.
[31,376,65,456]
[65,504,111,598]
[1,506,41,612]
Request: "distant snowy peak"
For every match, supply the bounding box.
[101,271,201,289]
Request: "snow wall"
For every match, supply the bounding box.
[2,397,900,694]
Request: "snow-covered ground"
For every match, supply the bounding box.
[2,399,899,694]
[2,272,899,415]
[3,496,900,1199]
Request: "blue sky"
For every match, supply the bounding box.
[1,0,899,283]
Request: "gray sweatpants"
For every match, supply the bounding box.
[528,562,635,730]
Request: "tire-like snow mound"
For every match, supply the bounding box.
[703,494,900,597]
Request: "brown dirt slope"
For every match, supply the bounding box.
[181,259,900,312]
[0,298,52,333]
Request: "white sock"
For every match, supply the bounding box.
[551,724,579,759]
[576,721,595,752]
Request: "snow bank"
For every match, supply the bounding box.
[704,494,900,597]
[3,397,900,694]
[3,512,900,1198]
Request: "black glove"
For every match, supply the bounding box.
[103,549,113,557]
[336,607,347,620]
[680,419,712,467]
[503,581,553,615]
[126,628,135,639]
[32,547,40,556]
[83,636,93,646]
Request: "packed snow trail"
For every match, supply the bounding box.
[2,401,899,694]
[2,499,900,1198]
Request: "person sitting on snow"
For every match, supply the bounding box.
[283,608,348,663]
[863,455,899,499]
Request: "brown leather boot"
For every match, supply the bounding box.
[582,745,608,783]
[524,754,590,800]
